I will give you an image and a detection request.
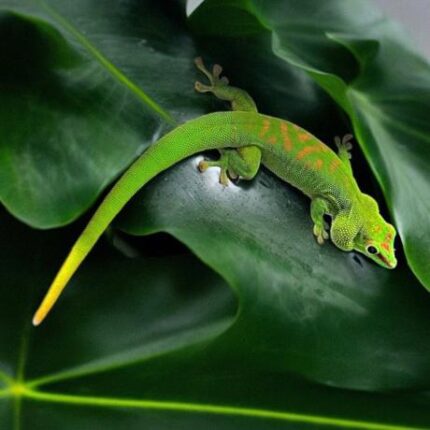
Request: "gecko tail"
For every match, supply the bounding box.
[33,314,43,327]
[32,111,243,326]
[32,246,88,325]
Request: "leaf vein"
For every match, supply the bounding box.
[23,390,425,430]
[34,0,175,124]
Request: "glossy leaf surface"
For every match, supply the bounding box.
[0,211,429,429]
[1,0,430,428]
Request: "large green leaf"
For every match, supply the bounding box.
[107,0,430,391]
[2,0,430,428]
[188,0,430,290]
[1,211,430,429]
[118,156,430,392]
[0,0,190,228]
[0,0,332,228]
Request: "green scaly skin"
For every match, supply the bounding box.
[32,58,397,326]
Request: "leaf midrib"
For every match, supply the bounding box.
[33,0,175,125]
[0,387,421,430]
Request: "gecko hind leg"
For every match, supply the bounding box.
[194,57,257,112]
[194,57,261,185]
[311,198,331,245]
[198,146,261,186]
[334,134,354,175]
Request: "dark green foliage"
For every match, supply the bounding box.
[1,0,430,428]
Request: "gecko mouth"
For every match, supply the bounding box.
[377,253,396,269]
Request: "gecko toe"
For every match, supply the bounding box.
[212,64,223,78]
[313,224,329,245]
[195,81,212,93]
[219,168,230,186]
[198,160,209,172]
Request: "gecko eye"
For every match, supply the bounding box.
[366,245,378,255]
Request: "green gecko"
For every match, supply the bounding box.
[32,57,397,326]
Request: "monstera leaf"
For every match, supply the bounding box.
[1,0,430,428]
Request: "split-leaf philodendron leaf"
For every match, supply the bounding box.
[1,0,430,428]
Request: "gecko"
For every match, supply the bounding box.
[32,57,397,326]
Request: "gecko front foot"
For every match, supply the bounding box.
[198,152,238,186]
[194,57,229,94]
[334,134,353,159]
[198,159,230,186]
[313,223,329,245]
[310,198,331,245]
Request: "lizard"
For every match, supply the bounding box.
[32,57,397,326]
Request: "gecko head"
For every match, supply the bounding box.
[354,218,397,269]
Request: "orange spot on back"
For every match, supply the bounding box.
[280,123,288,133]
[267,135,277,145]
[314,159,323,170]
[259,119,270,138]
[298,133,312,142]
[283,136,292,151]
[329,158,341,172]
[280,122,293,151]
[297,145,323,160]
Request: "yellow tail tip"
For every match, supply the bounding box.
[32,306,47,327]
[32,313,43,327]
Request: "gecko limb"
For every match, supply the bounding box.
[334,134,354,174]
[195,57,262,185]
[198,146,261,186]
[311,198,330,244]
[194,57,257,112]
